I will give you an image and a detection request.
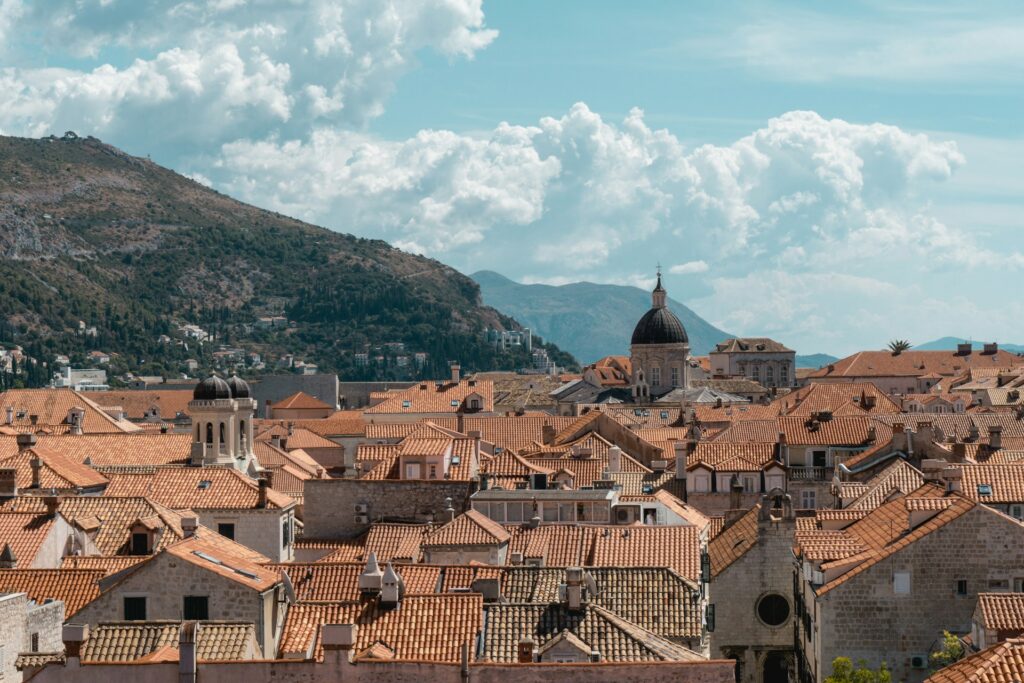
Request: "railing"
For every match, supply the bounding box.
[788,466,830,481]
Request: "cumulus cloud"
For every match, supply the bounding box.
[0,0,497,155]
[669,261,710,275]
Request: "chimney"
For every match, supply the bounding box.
[968,424,980,442]
[777,431,789,465]
[943,466,963,494]
[179,621,197,683]
[29,455,42,489]
[0,543,16,569]
[470,577,503,603]
[729,474,744,511]
[863,394,877,409]
[181,516,198,538]
[450,363,461,384]
[321,624,358,662]
[5,406,13,425]
[29,414,38,426]
[674,441,688,480]
[44,494,59,517]
[257,477,269,509]
[983,342,998,355]
[358,553,383,594]
[988,425,1003,450]
[607,446,622,474]
[17,433,37,451]
[866,425,877,443]
[517,639,535,664]
[921,459,946,482]
[564,567,584,611]
[957,342,972,356]
[445,496,455,522]
[542,424,556,445]
[63,624,89,665]
[381,564,402,607]
[264,399,272,420]
[457,411,465,434]
[271,435,282,449]
[951,441,967,463]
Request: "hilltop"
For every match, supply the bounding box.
[0,134,576,381]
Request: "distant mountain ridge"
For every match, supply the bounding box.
[795,353,839,369]
[472,271,732,363]
[914,337,1024,354]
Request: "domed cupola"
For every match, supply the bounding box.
[630,270,688,345]
[226,374,251,399]
[193,375,231,401]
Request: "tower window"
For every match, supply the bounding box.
[651,367,661,386]
[671,367,680,387]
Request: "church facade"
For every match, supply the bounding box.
[630,271,691,399]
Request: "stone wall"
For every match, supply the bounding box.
[198,508,292,562]
[710,515,797,683]
[810,505,1024,683]
[0,592,28,680]
[687,492,762,517]
[28,599,65,651]
[304,479,474,538]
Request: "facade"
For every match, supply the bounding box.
[0,591,64,680]
[709,339,796,389]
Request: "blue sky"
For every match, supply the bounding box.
[1,1,1022,355]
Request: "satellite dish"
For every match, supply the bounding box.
[282,571,296,603]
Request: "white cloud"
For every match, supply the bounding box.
[669,261,709,275]
[0,0,497,154]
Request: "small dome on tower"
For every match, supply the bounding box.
[226,374,251,399]
[193,375,231,401]
[630,270,689,345]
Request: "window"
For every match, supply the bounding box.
[812,450,828,468]
[282,518,291,548]
[893,572,911,595]
[651,367,661,386]
[124,596,147,620]
[428,464,437,479]
[752,366,761,382]
[671,367,681,387]
[404,463,421,479]
[766,366,774,385]
[756,594,790,626]
[780,365,789,385]
[31,633,39,652]
[955,579,968,596]
[1009,505,1024,521]
[217,523,235,540]
[1015,578,1024,592]
[694,475,710,493]
[542,503,559,522]
[801,490,816,509]
[506,502,524,523]
[183,596,209,620]
[978,484,993,496]
[131,532,149,555]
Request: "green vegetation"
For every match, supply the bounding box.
[824,657,891,683]
[0,135,577,384]
[930,631,964,670]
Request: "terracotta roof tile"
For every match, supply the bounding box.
[0,568,103,615]
[61,555,147,576]
[272,392,333,410]
[82,621,258,662]
[268,562,443,601]
[976,593,1024,632]
[162,534,278,591]
[102,466,294,510]
[959,464,1024,504]
[808,350,1024,379]
[589,525,702,582]
[0,446,108,490]
[364,380,493,415]
[0,388,139,433]
[925,638,1024,683]
[0,433,192,467]
[423,510,510,547]
[0,511,57,566]
[708,505,760,576]
[89,391,194,421]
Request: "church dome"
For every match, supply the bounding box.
[226,375,251,399]
[631,307,689,345]
[193,375,231,400]
[630,271,689,345]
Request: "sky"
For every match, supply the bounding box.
[1,0,1022,356]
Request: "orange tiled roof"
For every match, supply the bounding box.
[61,555,147,576]
[102,466,294,510]
[976,593,1024,631]
[364,380,494,415]
[0,433,192,467]
[775,382,902,416]
[268,563,443,601]
[82,621,258,662]
[845,461,925,511]
[0,568,103,615]
[707,505,760,577]
[271,392,333,411]
[162,534,278,591]
[0,388,139,433]
[688,442,778,472]
[925,638,1024,683]
[253,440,321,477]
[89,391,194,420]
[0,445,108,490]
[0,511,57,566]
[255,426,339,451]
[279,594,483,661]
[423,510,510,547]
[589,525,702,582]
[959,464,1024,504]
[809,350,1024,379]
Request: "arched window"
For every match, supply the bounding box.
[205,423,213,444]
[239,420,246,450]
[195,424,200,441]
[219,423,226,446]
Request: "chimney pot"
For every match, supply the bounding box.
[517,639,535,664]
[17,433,37,451]
[988,425,1003,450]
[181,516,199,537]
[257,477,269,508]
[451,363,461,384]
[44,495,59,517]
[63,624,89,660]
[29,454,42,489]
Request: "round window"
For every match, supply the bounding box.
[756,593,790,626]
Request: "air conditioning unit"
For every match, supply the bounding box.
[910,655,928,669]
[354,514,369,524]
[354,503,368,514]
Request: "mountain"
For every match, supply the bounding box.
[914,337,1024,354]
[0,134,576,382]
[472,270,733,363]
[795,353,839,369]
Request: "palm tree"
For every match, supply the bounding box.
[888,339,911,355]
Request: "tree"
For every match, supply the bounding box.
[930,631,964,670]
[888,339,912,355]
[825,657,892,683]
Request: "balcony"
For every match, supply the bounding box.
[788,466,830,481]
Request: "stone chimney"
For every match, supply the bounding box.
[729,474,744,511]
[607,446,622,474]
[29,454,42,489]
[866,425,877,443]
[0,543,16,569]
[777,431,789,465]
[564,567,585,611]
[674,441,688,481]
[358,553,384,594]
[17,433,37,451]
[44,494,60,517]
[5,406,13,425]
[450,363,461,384]
[256,477,269,509]
[517,639,535,663]
[943,466,963,494]
[957,342,972,356]
[181,516,199,538]
[179,621,197,683]
[381,564,402,607]
[988,425,1003,450]
[983,342,998,355]
[951,441,967,463]
[921,459,946,482]
[321,624,358,663]
[445,496,455,522]
[63,624,89,665]
[542,424,556,446]
[470,577,503,603]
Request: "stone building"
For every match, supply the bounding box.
[189,374,257,473]
[708,491,797,683]
[793,481,1024,683]
[630,271,691,399]
[0,591,64,680]
[709,339,796,389]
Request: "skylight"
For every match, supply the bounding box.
[197,480,212,489]
[977,484,993,496]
